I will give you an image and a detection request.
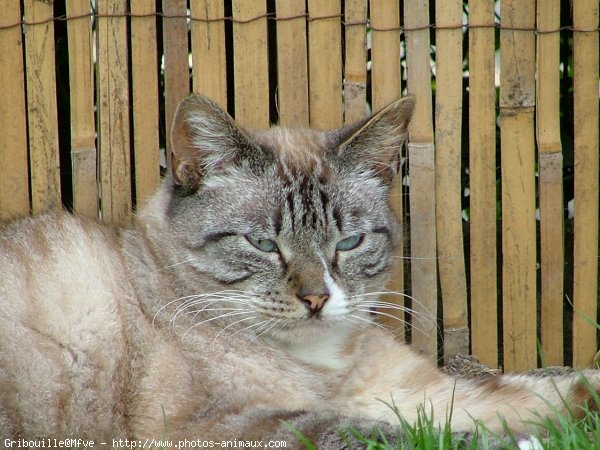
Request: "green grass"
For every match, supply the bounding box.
[285,398,600,450]
[355,405,600,450]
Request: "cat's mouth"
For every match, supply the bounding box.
[260,305,354,333]
[257,308,331,325]
[259,293,350,324]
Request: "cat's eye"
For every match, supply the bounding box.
[246,235,279,253]
[336,234,364,251]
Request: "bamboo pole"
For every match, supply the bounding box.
[191,0,227,109]
[435,0,468,363]
[66,0,97,218]
[536,0,564,366]
[0,0,29,220]
[163,0,190,168]
[468,0,498,368]
[307,0,343,130]
[232,0,269,129]
[24,0,61,214]
[275,0,309,127]
[96,0,131,223]
[370,0,400,113]
[572,0,599,368]
[371,0,405,332]
[499,0,537,371]
[131,0,160,208]
[343,0,367,124]
[404,0,437,360]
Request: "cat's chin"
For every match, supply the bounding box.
[262,317,362,368]
[264,316,360,346]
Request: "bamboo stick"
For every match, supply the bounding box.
[370,0,400,113]
[435,0,468,363]
[572,0,599,368]
[343,0,367,124]
[0,0,29,220]
[404,0,437,360]
[96,0,131,223]
[66,0,97,218]
[371,0,405,332]
[275,0,309,127]
[536,0,564,366]
[131,0,160,209]
[191,0,227,109]
[24,0,61,214]
[163,0,190,168]
[232,0,269,129]
[307,0,343,130]
[499,0,537,371]
[468,0,498,368]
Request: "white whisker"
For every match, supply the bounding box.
[153,294,204,325]
[355,300,410,311]
[170,291,260,326]
[351,291,435,320]
[353,308,415,331]
[212,316,257,346]
[186,306,250,324]
[182,310,254,340]
[240,318,282,342]
[356,300,434,326]
[157,257,199,271]
[347,313,389,331]
[259,319,287,339]
[230,318,274,341]
[155,289,259,324]
[250,318,276,336]
[343,315,374,332]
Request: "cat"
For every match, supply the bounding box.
[0,93,597,448]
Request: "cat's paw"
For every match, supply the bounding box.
[517,436,543,450]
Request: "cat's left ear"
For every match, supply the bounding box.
[331,96,415,184]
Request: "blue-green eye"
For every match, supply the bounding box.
[336,234,364,251]
[246,235,279,253]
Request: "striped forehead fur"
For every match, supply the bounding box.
[250,127,329,177]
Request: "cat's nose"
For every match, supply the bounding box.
[300,293,329,315]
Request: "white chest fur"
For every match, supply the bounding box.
[277,324,355,370]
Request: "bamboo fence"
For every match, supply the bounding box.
[0,0,598,371]
[468,0,498,369]
[537,0,564,367]
[499,0,537,372]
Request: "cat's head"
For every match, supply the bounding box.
[163,94,414,342]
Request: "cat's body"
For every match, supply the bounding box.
[0,95,597,446]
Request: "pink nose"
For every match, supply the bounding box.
[301,294,329,314]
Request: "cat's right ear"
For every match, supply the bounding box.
[170,94,257,190]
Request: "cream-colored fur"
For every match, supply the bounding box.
[0,95,597,447]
